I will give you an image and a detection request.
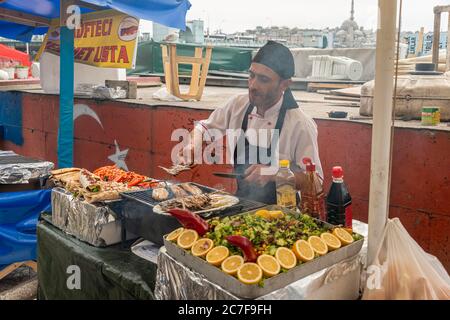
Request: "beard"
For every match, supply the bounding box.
[249,87,282,108]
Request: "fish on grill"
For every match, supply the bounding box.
[159,193,211,212]
[170,184,189,198]
[180,183,203,195]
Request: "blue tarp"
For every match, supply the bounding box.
[0,189,51,269]
[0,0,191,42]
[0,91,23,145]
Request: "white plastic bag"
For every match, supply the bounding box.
[363,218,450,300]
[152,87,183,102]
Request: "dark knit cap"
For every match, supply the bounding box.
[252,40,295,79]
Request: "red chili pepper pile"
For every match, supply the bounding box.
[93,165,159,188]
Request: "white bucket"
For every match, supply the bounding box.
[16,67,29,79]
[0,70,9,80]
[2,67,15,79]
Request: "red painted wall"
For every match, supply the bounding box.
[2,92,449,271]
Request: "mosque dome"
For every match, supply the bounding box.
[341,18,359,31]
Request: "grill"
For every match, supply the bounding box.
[118,183,266,246]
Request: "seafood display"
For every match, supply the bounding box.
[51,165,159,203]
[153,193,239,215]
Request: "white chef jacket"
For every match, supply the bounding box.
[196,93,323,177]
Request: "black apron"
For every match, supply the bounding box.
[233,89,299,204]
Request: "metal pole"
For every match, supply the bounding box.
[432,11,441,68]
[416,27,424,57]
[57,0,74,168]
[367,0,398,266]
[446,13,450,71]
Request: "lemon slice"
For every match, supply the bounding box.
[275,247,297,269]
[308,236,328,256]
[292,240,315,262]
[320,232,342,251]
[206,246,229,266]
[332,228,354,246]
[268,210,284,219]
[255,209,271,219]
[221,255,244,276]
[191,238,214,258]
[166,227,185,242]
[257,254,281,277]
[237,263,263,285]
[177,229,199,249]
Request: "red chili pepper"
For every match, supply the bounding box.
[128,177,144,187]
[168,208,210,236]
[226,235,258,262]
[114,172,126,182]
[136,182,152,188]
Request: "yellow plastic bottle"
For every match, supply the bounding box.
[275,160,297,209]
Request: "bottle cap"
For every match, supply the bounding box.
[332,166,344,178]
[302,157,316,172]
[279,159,290,168]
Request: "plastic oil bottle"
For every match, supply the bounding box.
[326,166,352,228]
[275,160,297,209]
[300,157,326,220]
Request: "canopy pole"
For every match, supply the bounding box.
[432,10,441,67]
[367,0,398,266]
[57,0,74,168]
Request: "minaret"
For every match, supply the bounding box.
[350,0,355,21]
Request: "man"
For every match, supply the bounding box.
[179,41,322,204]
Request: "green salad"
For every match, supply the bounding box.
[205,212,330,256]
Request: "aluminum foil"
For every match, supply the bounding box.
[51,188,121,247]
[0,151,54,184]
[154,219,369,300]
[155,247,239,300]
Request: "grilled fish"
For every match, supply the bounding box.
[159,193,211,212]
[170,184,189,198]
[180,183,203,195]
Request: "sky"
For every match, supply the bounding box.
[140,0,450,34]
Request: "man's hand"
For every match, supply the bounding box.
[244,164,276,187]
[176,127,203,165]
[176,141,194,165]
